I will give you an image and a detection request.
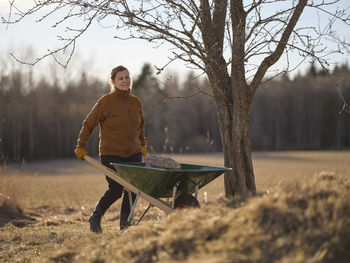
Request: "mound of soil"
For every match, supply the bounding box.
[76,171,350,263]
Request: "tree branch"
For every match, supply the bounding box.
[250,0,307,93]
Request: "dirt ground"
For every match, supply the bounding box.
[1,151,350,262]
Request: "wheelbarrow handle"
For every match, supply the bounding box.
[83,155,173,215]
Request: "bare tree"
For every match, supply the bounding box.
[3,0,350,196]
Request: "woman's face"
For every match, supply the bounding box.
[112,70,131,90]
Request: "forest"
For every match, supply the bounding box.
[0,61,349,162]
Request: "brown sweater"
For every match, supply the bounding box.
[77,88,146,158]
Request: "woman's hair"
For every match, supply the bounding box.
[110,65,129,91]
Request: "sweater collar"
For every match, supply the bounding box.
[114,87,131,97]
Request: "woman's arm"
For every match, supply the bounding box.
[139,110,146,146]
[77,99,104,148]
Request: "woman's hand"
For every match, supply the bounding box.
[141,145,147,156]
[75,146,88,160]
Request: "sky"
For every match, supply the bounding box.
[1,0,349,85]
[0,0,191,83]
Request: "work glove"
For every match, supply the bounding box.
[141,145,147,156]
[75,146,88,160]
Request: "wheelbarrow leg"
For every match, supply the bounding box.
[127,191,140,225]
[136,204,152,225]
[194,182,202,200]
[172,181,181,209]
[128,191,135,224]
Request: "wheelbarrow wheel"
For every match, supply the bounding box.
[175,193,200,209]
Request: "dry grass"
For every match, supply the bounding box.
[75,172,350,263]
[0,179,32,228]
[0,151,349,262]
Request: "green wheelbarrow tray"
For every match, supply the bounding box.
[111,162,232,198]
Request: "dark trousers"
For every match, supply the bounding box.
[99,152,142,223]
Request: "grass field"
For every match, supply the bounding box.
[1,151,349,262]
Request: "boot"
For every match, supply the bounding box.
[120,212,130,230]
[89,202,106,233]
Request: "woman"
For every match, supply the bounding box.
[74,65,147,233]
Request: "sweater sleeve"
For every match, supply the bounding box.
[77,99,104,148]
[139,107,146,146]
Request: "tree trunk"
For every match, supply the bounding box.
[29,107,35,158]
[214,85,256,197]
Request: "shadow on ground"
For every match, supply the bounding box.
[0,200,36,227]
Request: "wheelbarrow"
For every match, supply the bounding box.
[84,155,231,226]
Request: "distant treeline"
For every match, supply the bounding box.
[0,62,349,162]
[251,67,350,150]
